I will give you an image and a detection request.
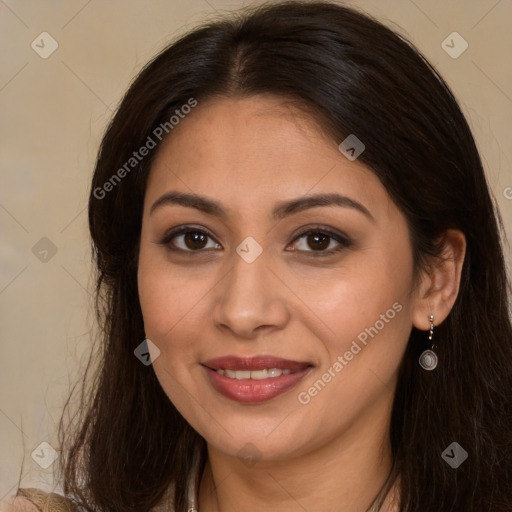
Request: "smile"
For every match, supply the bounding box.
[201,355,314,403]
[215,368,293,379]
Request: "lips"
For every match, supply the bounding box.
[201,355,314,403]
[202,355,312,372]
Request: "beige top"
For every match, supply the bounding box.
[1,482,196,512]
[0,489,74,512]
[0,450,199,512]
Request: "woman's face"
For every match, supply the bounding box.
[138,95,419,461]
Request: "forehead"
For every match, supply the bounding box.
[145,95,389,217]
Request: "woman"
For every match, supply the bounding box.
[5,1,511,511]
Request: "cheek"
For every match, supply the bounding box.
[307,240,414,375]
[314,265,411,341]
[138,249,188,342]
[138,270,176,337]
[137,249,216,367]
[297,276,412,425]
[138,256,216,434]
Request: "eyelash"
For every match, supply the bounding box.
[158,225,352,257]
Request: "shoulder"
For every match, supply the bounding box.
[0,496,39,512]
[0,489,74,512]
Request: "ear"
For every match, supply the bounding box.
[412,229,466,330]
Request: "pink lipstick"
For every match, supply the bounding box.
[201,355,313,403]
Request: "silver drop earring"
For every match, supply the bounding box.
[419,314,438,370]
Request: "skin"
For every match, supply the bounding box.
[137,95,466,512]
[0,497,39,511]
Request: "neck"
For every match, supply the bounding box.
[198,399,398,512]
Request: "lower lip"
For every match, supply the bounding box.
[203,366,312,403]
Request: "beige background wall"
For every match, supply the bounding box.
[1,0,511,500]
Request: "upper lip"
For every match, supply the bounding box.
[202,355,313,372]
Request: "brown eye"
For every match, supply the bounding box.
[305,232,330,251]
[290,228,352,256]
[183,231,208,250]
[160,227,221,252]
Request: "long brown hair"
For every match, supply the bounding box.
[55,1,512,510]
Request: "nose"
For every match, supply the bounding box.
[211,248,290,340]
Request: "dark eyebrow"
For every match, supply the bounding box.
[150,191,374,222]
[273,193,374,222]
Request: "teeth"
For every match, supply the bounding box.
[217,368,292,380]
[251,369,269,380]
